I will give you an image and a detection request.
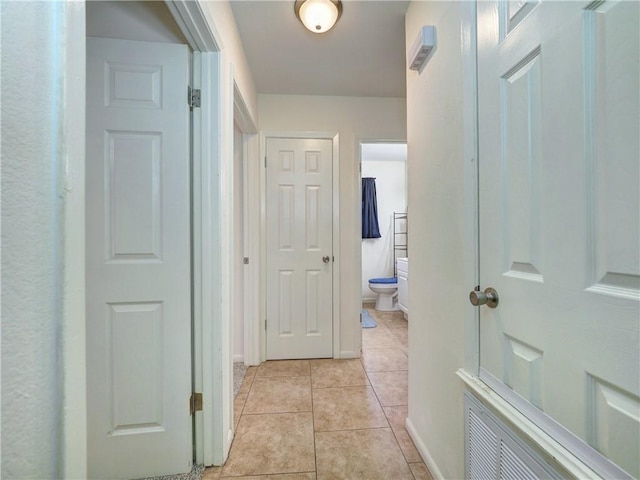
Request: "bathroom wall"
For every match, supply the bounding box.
[361,144,407,302]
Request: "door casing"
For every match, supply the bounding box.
[259,132,341,362]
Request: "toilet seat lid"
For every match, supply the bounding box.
[369,277,397,284]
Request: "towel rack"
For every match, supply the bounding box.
[393,212,408,276]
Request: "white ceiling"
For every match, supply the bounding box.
[230,0,410,98]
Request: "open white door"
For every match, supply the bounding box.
[86,37,192,479]
[265,137,334,359]
[477,2,639,478]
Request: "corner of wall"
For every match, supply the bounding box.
[405,2,473,479]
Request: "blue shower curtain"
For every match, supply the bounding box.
[362,177,381,239]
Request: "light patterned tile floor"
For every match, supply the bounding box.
[203,307,433,480]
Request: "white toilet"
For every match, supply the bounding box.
[368,277,399,311]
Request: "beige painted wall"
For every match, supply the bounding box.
[258,94,407,357]
[405,2,476,479]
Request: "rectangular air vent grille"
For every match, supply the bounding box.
[465,393,562,479]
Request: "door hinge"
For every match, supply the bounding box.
[264,156,267,168]
[265,319,267,330]
[188,86,201,109]
[190,392,203,415]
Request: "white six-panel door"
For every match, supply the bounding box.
[477,2,639,477]
[86,37,192,479]
[266,137,334,359]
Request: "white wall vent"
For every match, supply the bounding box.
[468,408,498,478]
[500,441,538,479]
[408,26,436,72]
[465,393,563,479]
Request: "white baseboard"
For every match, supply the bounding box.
[224,428,234,463]
[233,354,244,363]
[339,350,359,359]
[362,297,376,304]
[405,417,444,480]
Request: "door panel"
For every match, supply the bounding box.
[86,37,191,479]
[477,2,639,477]
[266,138,333,359]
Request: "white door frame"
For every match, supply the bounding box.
[165,0,243,466]
[259,132,341,362]
[234,87,261,366]
[357,139,409,304]
[61,2,88,477]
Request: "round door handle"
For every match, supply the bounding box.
[322,255,330,263]
[469,287,499,308]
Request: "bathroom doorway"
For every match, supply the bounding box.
[359,142,410,422]
[359,142,408,330]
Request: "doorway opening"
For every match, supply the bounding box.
[360,142,408,315]
[359,141,410,427]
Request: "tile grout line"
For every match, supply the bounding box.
[226,326,420,480]
[310,368,319,479]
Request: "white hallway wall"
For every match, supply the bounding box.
[361,155,407,301]
[1,1,87,478]
[405,2,473,479]
[259,94,406,357]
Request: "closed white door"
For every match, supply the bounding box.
[477,2,639,477]
[266,137,334,359]
[86,37,192,479]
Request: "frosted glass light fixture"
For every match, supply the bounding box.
[294,0,343,34]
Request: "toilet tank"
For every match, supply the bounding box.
[397,258,408,317]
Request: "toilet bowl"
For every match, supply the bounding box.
[368,277,399,311]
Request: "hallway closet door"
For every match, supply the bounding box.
[86,37,192,479]
[265,137,334,359]
[476,2,639,478]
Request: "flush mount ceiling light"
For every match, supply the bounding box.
[294,0,343,34]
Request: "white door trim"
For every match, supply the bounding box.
[165,0,220,52]
[234,87,260,367]
[259,131,341,362]
[62,2,88,478]
[167,0,239,466]
[460,1,481,376]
